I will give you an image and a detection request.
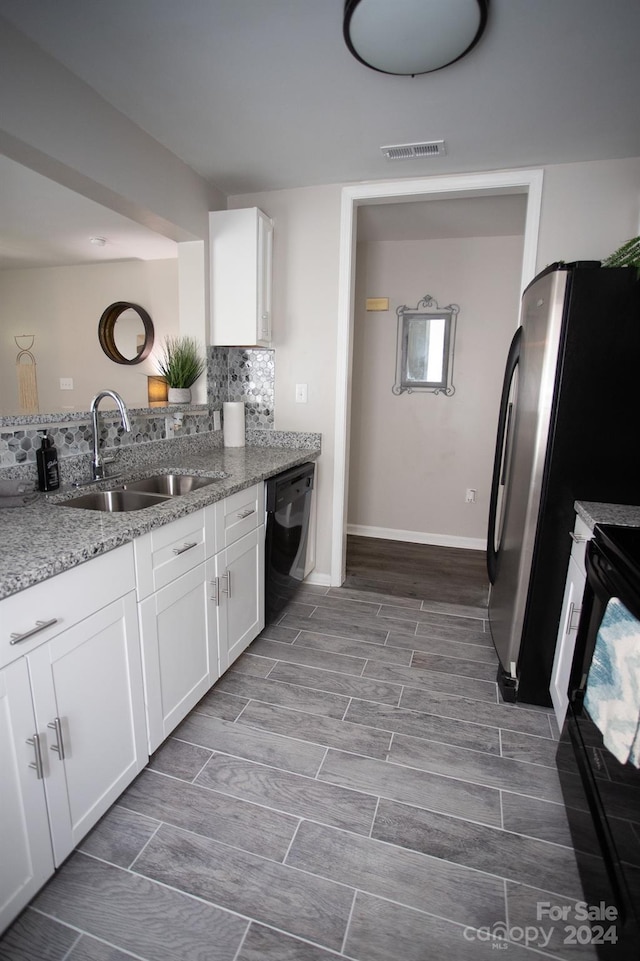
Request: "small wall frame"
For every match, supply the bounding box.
[392,294,458,396]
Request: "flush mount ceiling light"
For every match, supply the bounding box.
[343,0,489,76]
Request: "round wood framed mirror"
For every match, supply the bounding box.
[98,301,154,365]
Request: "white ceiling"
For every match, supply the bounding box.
[0,155,178,269]
[0,1,637,268]
[0,0,639,197]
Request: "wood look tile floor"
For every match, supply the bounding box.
[0,579,595,961]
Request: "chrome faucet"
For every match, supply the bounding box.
[90,390,131,480]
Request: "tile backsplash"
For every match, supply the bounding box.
[208,347,275,429]
[1,347,280,477]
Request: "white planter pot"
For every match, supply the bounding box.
[167,387,191,404]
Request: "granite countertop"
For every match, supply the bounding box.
[0,444,320,600]
[575,500,640,531]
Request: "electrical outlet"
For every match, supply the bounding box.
[59,377,74,390]
[465,488,477,503]
[212,410,221,431]
[295,383,308,403]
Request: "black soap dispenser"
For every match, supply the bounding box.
[36,432,60,492]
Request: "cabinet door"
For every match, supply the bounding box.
[256,211,273,344]
[27,592,147,865]
[209,207,273,347]
[217,526,265,674]
[550,554,586,730]
[0,659,53,934]
[139,563,218,753]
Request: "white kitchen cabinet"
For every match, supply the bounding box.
[135,487,266,749]
[0,544,147,933]
[138,562,218,753]
[550,514,592,731]
[209,207,273,346]
[27,591,147,864]
[210,526,264,674]
[133,508,211,600]
[0,658,53,934]
[209,483,265,673]
[135,509,217,753]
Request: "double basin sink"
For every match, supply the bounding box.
[61,473,226,512]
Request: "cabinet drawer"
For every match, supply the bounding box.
[134,509,210,599]
[0,543,136,669]
[569,515,592,576]
[213,483,263,552]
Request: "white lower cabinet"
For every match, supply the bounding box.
[550,514,592,730]
[135,486,265,751]
[210,525,265,674]
[27,592,147,864]
[1,482,268,934]
[138,562,218,753]
[0,658,53,934]
[0,544,147,934]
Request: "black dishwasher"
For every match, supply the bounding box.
[264,462,315,624]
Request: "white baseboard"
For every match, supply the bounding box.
[303,570,333,587]
[346,523,486,552]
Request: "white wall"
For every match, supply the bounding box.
[349,235,523,548]
[229,185,342,579]
[0,260,179,413]
[537,158,640,266]
[231,156,640,581]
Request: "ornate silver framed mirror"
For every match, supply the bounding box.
[392,294,458,396]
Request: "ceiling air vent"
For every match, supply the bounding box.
[380,140,446,161]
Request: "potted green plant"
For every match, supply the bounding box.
[156,336,205,404]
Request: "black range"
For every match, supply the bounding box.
[557,522,640,959]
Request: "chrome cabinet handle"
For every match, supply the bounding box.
[172,541,198,556]
[27,733,44,779]
[569,532,588,544]
[237,508,255,519]
[568,603,582,633]
[210,577,220,606]
[222,570,232,598]
[47,717,66,760]
[10,618,58,645]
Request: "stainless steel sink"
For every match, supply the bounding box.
[122,473,221,496]
[62,489,172,512]
[57,471,227,511]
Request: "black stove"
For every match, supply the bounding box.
[557,523,640,959]
[596,524,640,597]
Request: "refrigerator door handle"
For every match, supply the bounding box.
[487,326,522,585]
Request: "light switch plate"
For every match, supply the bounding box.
[295,383,308,403]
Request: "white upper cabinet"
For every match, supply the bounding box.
[209,207,273,347]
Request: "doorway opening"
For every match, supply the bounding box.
[331,169,544,588]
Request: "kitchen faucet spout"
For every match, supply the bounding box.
[90,389,131,480]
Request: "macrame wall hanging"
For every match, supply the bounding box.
[15,334,39,414]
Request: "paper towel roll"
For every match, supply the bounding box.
[223,401,245,447]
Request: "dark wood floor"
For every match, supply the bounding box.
[345,535,489,608]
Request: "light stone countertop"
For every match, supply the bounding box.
[575,500,640,531]
[0,444,320,600]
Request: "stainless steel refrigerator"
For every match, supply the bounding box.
[486,261,640,706]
